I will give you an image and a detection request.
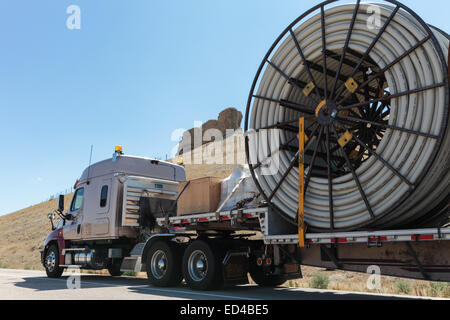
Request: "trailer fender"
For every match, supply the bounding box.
[141,234,178,264]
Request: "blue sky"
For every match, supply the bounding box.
[0,0,448,215]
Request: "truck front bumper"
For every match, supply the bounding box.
[40,250,45,267]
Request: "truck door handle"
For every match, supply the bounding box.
[77,224,81,234]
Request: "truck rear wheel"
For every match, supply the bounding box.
[44,244,64,278]
[182,240,224,291]
[146,241,183,287]
[249,266,287,287]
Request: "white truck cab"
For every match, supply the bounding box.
[42,148,186,278]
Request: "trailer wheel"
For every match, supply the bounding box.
[107,259,123,277]
[146,241,183,287]
[182,240,224,291]
[44,244,64,278]
[249,262,287,287]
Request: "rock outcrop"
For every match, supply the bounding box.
[177,108,243,155]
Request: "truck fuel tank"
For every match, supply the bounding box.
[73,249,107,269]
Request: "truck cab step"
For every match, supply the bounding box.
[120,256,146,273]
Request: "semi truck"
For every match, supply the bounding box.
[41,147,450,291]
[42,147,300,290]
[41,0,450,291]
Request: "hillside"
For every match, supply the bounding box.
[0,194,73,270]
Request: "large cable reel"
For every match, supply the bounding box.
[245,0,450,232]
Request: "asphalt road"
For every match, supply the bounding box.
[0,269,434,300]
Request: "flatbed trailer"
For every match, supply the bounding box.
[154,206,450,283]
[41,152,450,290]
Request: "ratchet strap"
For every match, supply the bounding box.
[298,117,306,248]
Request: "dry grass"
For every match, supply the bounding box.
[281,266,450,298]
[0,194,73,270]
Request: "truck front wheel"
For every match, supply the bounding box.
[44,244,64,278]
[146,241,183,287]
[108,259,123,277]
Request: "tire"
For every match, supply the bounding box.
[182,240,224,291]
[146,241,183,287]
[44,244,64,278]
[249,265,287,287]
[107,259,123,277]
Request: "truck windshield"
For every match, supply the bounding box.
[71,188,84,212]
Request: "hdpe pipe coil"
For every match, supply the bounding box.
[245,0,450,231]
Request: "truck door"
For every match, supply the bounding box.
[92,178,111,237]
[63,187,85,240]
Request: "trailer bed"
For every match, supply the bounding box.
[156,206,450,246]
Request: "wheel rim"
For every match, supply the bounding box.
[46,251,56,272]
[150,250,168,280]
[187,250,208,282]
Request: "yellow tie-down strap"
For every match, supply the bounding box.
[298,117,306,248]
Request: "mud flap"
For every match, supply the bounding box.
[222,250,250,285]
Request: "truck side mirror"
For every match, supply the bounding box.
[58,195,65,212]
[48,213,56,231]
